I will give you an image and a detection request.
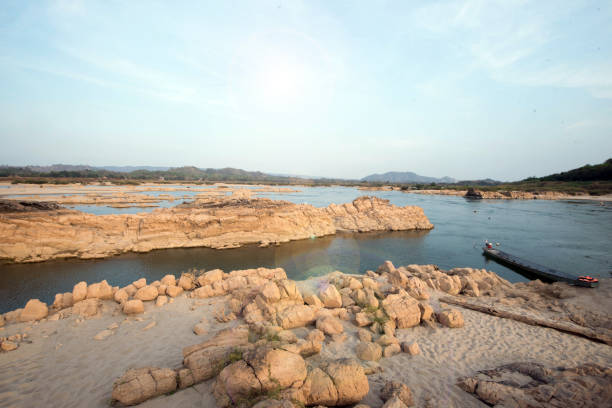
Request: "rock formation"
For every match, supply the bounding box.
[0,196,433,263]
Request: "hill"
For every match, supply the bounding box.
[534,158,612,182]
[362,171,456,184]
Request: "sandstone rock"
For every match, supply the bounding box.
[357,329,372,342]
[277,330,298,343]
[114,288,129,304]
[304,293,323,307]
[123,300,144,315]
[132,278,146,289]
[213,360,261,407]
[112,367,177,406]
[1,341,18,352]
[0,197,432,263]
[143,321,156,331]
[319,285,342,308]
[72,298,101,318]
[177,368,195,389]
[245,346,307,390]
[178,273,195,291]
[362,277,378,290]
[87,280,113,300]
[160,274,176,287]
[316,315,344,335]
[437,308,464,328]
[165,285,183,297]
[418,302,433,321]
[260,281,281,302]
[377,260,396,274]
[402,342,420,355]
[355,312,372,327]
[124,284,137,297]
[19,299,48,322]
[301,367,338,406]
[0,314,4,327]
[277,305,316,329]
[383,343,401,357]
[134,285,158,301]
[383,320,396,337]
[52,292,73,309]
[157,284,167,295]
[72,281,87,303]
[155,296,168,307]
[306,329,325,343]
[182,326,250,383]
[197,269,224,286]
[355,341,382,361]
[381,381,414,407]
[319,358,369,405]
[382,294,420,328]
[376,334,399,346]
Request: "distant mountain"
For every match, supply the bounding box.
[99,166,170,172]
[362,171,456,184]
[534,158,612,182]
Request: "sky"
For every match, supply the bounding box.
[0,0,611,181]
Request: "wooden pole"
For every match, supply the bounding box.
[439,296,612,346]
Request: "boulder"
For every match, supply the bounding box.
[123,299,144,315]
[319,358,369,405]
[304,294,323,307]
[1,341,18,352]
[178,273,195,290]
[72,281,88,303]
[52,292,73,309]
[306,329,325,343]
[383,343,401,357]
[245,346,307,390]
[112,367,177,406]
[87,280,114,300]
[319,285,342,308]
[72,298,101,318]
[381,381,414,407]
[155,296,168,307]
[355,312,372,327]
[355,341,382,361]
[165,285,183,298]
[357,329,372,342]
[376,334,399,346]
[135,285,158,301]
[124,284,137,297]
[260,281,281,303]
[19,299,48,322]
[160,274,176,287]
[437,308,464,328]
[193,323,207,335]
[114,288,129,304]
[316,315,344,335]
[197,269,224,287]
[277,305,316,329]
[377,260,396,274]
[382,294,421,328]
[301,367,338,406]
[132,278,146,289]
[401,342,420,355]
[94,329,114,341]
[213,360,261,407]
[418,302,434,321]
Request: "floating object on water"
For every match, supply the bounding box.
[482,244,598,288]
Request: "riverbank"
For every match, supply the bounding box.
[403,189,612,201]
[0,196,433,263]
[0,262,609,407]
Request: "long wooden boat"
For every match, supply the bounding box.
[482,246,599,288]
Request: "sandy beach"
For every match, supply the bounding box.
[1,264,610,408]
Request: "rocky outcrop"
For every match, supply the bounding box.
[0,196,433,263]
[457,362,612,408]
[0,199,62,213]
[111,367,177,406]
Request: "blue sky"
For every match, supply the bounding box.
[0,0,611,181]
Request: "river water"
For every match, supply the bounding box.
[1,187,611,313]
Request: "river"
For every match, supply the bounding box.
[1,187,610,313]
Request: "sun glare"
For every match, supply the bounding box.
[252,56,307,109]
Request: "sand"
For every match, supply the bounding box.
[1,281,610,408]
